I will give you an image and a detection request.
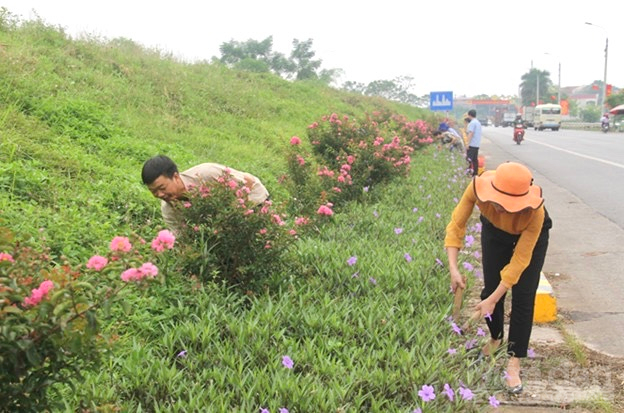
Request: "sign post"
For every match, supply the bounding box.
[429,91,453,111]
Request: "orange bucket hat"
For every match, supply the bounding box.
[473,162,543,212]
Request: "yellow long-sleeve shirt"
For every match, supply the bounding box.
[444,180,545,288]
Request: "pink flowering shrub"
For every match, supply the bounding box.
[172,170,311,292]
[284,111,435,216]
[0,227,175,411]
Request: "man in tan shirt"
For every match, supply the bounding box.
[141,155,269,234]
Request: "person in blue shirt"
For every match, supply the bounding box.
[465,109,482,176]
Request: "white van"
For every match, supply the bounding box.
[533,104,561,131]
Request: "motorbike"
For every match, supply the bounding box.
[602,122,609,133]
[513,123,525,144]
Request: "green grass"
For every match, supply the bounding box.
[0,11,504,412]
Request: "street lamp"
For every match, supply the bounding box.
[585,22,608,109]
[544,52,561,104]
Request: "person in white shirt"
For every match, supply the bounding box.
[141,155,269,234]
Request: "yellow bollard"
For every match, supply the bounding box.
[533,272,557,323]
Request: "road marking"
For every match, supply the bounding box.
[525,139,624,170]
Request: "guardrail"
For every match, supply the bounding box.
[561,122,624,131]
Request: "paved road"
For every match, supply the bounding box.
[479,126,624,358]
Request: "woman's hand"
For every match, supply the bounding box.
[475,298,496,319]
[449,268,466,292]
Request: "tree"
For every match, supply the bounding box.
[606,91,624,109]
[219,37,275,69]
[519,69,553,106]
[290,38,322,80]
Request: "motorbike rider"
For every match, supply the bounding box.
[601,113,610,129]
[513,114,525,143]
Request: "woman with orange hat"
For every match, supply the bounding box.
[444,162,552,395]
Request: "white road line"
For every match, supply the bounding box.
[525,138,624,170]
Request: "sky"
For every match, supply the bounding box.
[3,0,623,98]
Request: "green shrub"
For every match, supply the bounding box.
[172,169,311,293]
[0,227,175,412]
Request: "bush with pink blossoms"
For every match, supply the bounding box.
[171,170,311,293]
[0,227,176,412]
[284,111,436,216]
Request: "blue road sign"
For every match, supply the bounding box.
[429,91,453,111]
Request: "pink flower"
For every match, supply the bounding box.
[317,205,333,216]
[289,229,297,236]
[294,217,309,226]
[227,180,238,189]
[346,155,355,164]
[259,228,268,235]
[296,155,305,166]
[86,255,108,271]
[151,230,176,252]
[183,202,192,208]
[0,252,15,263]
[110,236,132,252]
[23,280,54,307]
[139,262,159,278]
[290,136,301,145]
[121,268,142,282]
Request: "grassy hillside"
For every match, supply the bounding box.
[0,11,436,259]
[0,11,512,413]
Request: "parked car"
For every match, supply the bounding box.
[478,117,489,126]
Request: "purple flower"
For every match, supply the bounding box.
[435,213,441,219]
[477,327,486,337]
[435,258,444,267]
[363,186,369,192]
[279,408,289,413]
[282,355,293,369]
[462,262,474,272]
[459,386,474,400]
[260,409,269,413]
[473,251,480,259]
[485,312,492,321]
[418,384,436,402]
[351,271,359,278]
[418,216,424,223]
[369,277,377,285]
[347,256,357,266]
[394,227,403,235]
[412,207,419,213]
[465,235,475,247]
[443,383,455,401]
[404,253,412,262]
[373,210,379,217]
[464,339,477,350]
[489,395,500,407]
[412,409,422,413]
[528,348,536,358]
[451,322,462,335]
[447,348,457,355]
[177,350,188,358]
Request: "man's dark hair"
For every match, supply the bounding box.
[468,109,477,118]
[141,155,178,185]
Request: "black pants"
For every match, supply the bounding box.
[479,210,552,358]
[467,146,479,176]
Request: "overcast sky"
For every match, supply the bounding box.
[3,0,623,98]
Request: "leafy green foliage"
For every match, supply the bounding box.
[0,13,504,412]
[284,111,434,216]
[0,228,175,412]
[172,170,308,293]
